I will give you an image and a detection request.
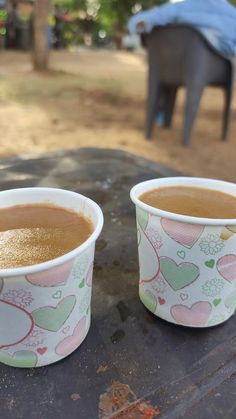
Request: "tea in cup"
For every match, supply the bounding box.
[0,187,103,367]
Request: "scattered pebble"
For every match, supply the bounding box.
[71,393,81,401]
[97,365,108,374]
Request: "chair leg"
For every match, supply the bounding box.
[146,56,160,140]
[183,84,204,147]
[164,87,178,129]
[222,86,232,141]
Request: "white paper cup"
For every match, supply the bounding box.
[0,188,103,367]
[131,177,236,328]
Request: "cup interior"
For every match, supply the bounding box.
[130,177,236,225]
[0,187,104,276]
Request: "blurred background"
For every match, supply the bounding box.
[0,0,236,180]
[0,0,170,52]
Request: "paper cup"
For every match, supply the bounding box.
[130,177,236,328]
[0,188,103,367]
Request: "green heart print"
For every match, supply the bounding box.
[32,295,76,332]
[0,350,38,368]
[225,291,236,312]
[139,288,157,314]
[160,257,200,291]
[79,278,85,289]
[213,298,221,307]
[205,259,215,269]
[137,207,149,231]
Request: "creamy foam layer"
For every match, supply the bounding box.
[0,204,93,268]
[140,186,236,219]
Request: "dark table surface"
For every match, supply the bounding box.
[0,148,235,419]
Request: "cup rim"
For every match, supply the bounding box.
[0,187,104,277]
[130,177,236,226]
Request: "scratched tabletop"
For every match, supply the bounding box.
[0,148,235,419]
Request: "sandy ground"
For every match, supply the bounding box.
[0,49,236,181]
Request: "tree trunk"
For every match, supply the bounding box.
[33,0,51,71]
[114,22,124,50]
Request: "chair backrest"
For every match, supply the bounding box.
[144,25,230,86]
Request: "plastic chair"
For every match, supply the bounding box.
[143,25,234,146]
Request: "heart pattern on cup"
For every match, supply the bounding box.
[139,288,157,314]
[0,300,33,348]
[213,298,221,307]
[55,317,87,356]
[158,296,166,305]
[1,236,96,367]
[136,199,236,329]
[62,325,70,334]
[137,208,149,232]
[161,219,204,249]
[225,290,236,312]
[52,290,62,299]
[32,295,76,332]
[37,347,47,355]
[79,279,85,289]
[177,250,186,260]
[205,259,215,269]
[27,261,73,287]
[160,257,200,291]
[139,227,160,284]
[220,227,234,241]
[137,229,141,246]
[0,350,38,368]
[86,263,93,287]
[171,301,212,327]
[226,225,236,233]
[180,293,188,301]
[217,254,236,283]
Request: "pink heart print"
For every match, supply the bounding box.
[161,219,204,249]
[86,262,93,287]
[0,299,34,349]
[55,317,87,356]
[171,301,212,327]
[158,297,166,305]
[27,260,73,287]
[139,228,160,284]
[37,347,47,355]
[217,254,236,283]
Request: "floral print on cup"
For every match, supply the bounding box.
[199,234,224,255]
[202,278,224,297]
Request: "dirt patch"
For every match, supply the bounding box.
[99,381,160,418]
[0,50,236,180]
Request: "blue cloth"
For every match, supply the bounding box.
[128,0,236,57]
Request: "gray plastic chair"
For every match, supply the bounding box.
[143,25,234,146]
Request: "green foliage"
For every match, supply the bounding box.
[54,0,236,12]
[53,0,236,43]
[54,0,87,10]
[97,0,165,36]
[52,0,163,39]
